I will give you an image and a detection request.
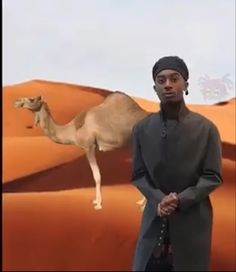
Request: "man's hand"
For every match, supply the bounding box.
[157,192,179,217]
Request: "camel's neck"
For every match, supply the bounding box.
[34,103,76,145]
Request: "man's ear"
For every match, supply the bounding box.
[153,85,157,92]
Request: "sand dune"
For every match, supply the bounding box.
[3,136,82,182]
[3,157,235,270]
[3,80,235,271]
[3,185,141,271]
[3,80,111,137]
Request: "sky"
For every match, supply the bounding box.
[3,0,235,104]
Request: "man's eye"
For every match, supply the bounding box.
[171,77,178,82]
[157,79,165,84]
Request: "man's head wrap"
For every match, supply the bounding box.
[152,56,189,82]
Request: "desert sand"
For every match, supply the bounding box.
[3,80,235,271]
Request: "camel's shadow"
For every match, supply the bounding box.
[3,147,132,193]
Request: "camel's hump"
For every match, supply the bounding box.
[102,91,139,106]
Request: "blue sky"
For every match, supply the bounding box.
[3,0,235,104]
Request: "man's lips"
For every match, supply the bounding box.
[163,92,176,98]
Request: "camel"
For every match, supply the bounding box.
[14,91,151,210]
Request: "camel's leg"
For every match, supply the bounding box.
[136,196,146,205]
[136,196,147,212]
[86,145,102,210]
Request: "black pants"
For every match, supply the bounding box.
[145,252,173,271]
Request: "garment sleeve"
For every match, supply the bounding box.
[131,125,166,203]
[178,123,223,210]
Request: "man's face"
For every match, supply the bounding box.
[153,69,188,104]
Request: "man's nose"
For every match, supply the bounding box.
[164,79,172,91]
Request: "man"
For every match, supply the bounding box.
[131,56,223,271]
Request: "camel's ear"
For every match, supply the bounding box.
[36,95,43,101]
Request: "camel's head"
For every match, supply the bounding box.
[14,96,44,111]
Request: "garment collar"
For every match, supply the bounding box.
[160,100,190,121]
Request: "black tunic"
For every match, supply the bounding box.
[131,101,222,271]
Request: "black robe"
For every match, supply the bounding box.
[131,101,222,271]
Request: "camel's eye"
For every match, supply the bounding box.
[29,98,34,102]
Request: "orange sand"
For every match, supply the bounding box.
[3,80,235,271]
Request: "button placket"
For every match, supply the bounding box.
[157,219,166,247]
